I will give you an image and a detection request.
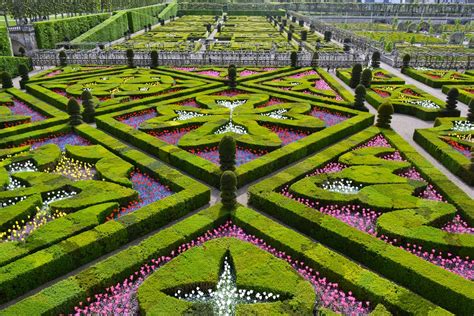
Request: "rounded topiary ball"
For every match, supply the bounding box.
[220,170,237,209]
[375,100,394,129]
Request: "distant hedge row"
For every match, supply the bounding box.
[33,14,110,49]
[72,2,177,44]
[0,27,12,56]
[0,57,31,77]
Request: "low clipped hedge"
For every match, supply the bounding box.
[366,84,446,121]
[403,67,474,88]
[245,67,354,106]
[2,204,449,315]
[414,117,473,186]
[0,88,68,139]
[442,84,474,105]
[248,126,474,315]
[0,57,31,77]
[34,14,110,49]
[96,85,372,188]
[336,68,405,86]
[0,27,12,56]
[0,124,210,304]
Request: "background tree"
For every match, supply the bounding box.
[67,98,82,126]
[18,64,29,89]
[375,100,394,129]
[371,51,381,68]
[349,63,362,88]
[220,170,237,209]
[290,51,298,68]
[219,135,236,171]
[360,68,372,88]
[354,84,367,111]
[81,90,95,123]
[126,49,134,68]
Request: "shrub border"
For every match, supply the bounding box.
[248,126,474,315]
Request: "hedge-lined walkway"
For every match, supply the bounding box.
[328,65,473,197]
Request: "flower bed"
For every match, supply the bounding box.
[403,67,474,88]
[96,83,370,187]
[414,117,473,185]
[336,68,405,86]
[2,204,450,315]
[0,123,210,304]
[366,84,447,120]
[249,126,474,314]
[442,84,474,105]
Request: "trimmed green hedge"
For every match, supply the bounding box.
[414,117,473,186]
[442,84,474,105]
[336,68,405,86]
[34,14,110,49]
[71,12,129,44]
[0,27,12,56]
[248,126,474,314]
[366,84,446,121]
[0,88,68,139]
[0,57,31,77]
[403,67,474,88]
[0,124,210,304]
[2,204,449,315]
[96,85,372,188]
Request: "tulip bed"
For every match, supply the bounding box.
[366,83,447,120]
[336,68,405,86]
[403,67,474,88]
[0,88,68,138]
[94,67,371,187]
[249,126,474,315]
[2,204,452,315]
[414,117,473,185]
[0,123,210,304]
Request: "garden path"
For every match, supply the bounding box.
[328,66,473,197]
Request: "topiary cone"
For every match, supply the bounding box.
[375,100,394,129]
[219,135,236,171]
[220,170,237,209]
[349,64,362,88]
[81,90,95,123]
[67,98,82,126]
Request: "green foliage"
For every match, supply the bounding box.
[1,71,13,89]
[59,51,67,67]
[371,51,381,68]
[18,64,29,90]
[220,170,237,209]
[445,87,459,110]
[67,98,82,126]
[290,51,298,68]
[150,50,159,67]
[227,64,237,87]
[402,53,411,69]
[354,84,367,111]
[0,27,12,56]
[349,64,362,88]
[71,12,129,44]
[311,51,319,67]
[219,135,236,172]
[81,90,95,123]
[0,57,31,78]
[126,49,134,68]
[361,68,372,88]
[375,100,394,128]
[34,14,110,49]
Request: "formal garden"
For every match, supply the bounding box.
[0,1,473,315]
